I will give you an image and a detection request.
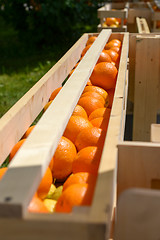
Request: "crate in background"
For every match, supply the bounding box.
[97,2,128,32]
[148,1,160,32]
[127,1,152,32]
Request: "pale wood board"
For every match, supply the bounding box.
[0,214,106,240]
[0,33,88,165]
[133,35,160,141]
[97,24,127,33]
[0,30,112,218]
[117,141,160,197]
[115,188,160,240]
[151,123,160,142]
[128,33,160,107]
[89,33,129,239]
[136,17,150,33]
[98,8,128,19]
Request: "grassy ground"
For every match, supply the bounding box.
[0,45,71,118]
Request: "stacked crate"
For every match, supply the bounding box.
[97,2,128,32]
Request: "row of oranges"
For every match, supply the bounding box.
[0,35,122,213]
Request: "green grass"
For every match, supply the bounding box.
[0,60,56,118]
[0,42,72,119]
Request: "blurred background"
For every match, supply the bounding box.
[0,0,102,117]
[0,0,143,118]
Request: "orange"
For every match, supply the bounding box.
[43,100,53,112]
[116,18,121,24]
[81,44,92,57]
[157,20,160,28]
[73,62,79,69]
[28,195,49,213]
[104,40,121,50]
[72,105,88,119]
[49,157,54,171]
[109,39,121,46]
[107,88,115,108]
[105,49,119,64]
[97,50,112,64]
[90,62,118,91]
[90,117,109,132]
[0,167,8,180]
[49,87,62,101]
[68,68,75,77]
[86,79,92,86]
[105,17,118,26]
[86,36,97,46]
[63,116,93,144]
[9,139,26,162]
[72,146,102,175]
[110,46,121,54]
[37,167,53,200]
[81,91,106,105]
[89,107,111,121]
[55,183,95,213]
[83,85,109,101]
[63,172,97,191]
[23,125,35,138]
[78,96,104,117]
[52,136,77,181]
[75,127,106,151]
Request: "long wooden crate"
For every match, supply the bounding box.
[97,2,128,32]
[0,30,129,240]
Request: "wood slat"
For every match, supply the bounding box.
[151,123,160,142]
[136,17,150,33]
[133,35,160,141]
[116,140,160,239]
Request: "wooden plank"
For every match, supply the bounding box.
[88,33,129,240]
[98,9,127,19]
[151,123,160,142]
[115,188,160,240]
[0,30,112,218]
[97,24,127,33]
[0,214,106,240]
[136,17,142,33]
[116,138,160,239]
[117,141,160,198]
[136,17,150,33]
[0,33,89,165]
[133,35,160,141]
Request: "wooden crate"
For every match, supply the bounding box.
[113,34,160,240]
[127,2,151,24]
[0,30,129,240]
[126,1,152,33]
[97,3,128,32]
[148,1,160,32]
[126,33,160,134]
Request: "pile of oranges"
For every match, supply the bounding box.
[102,17,127,28]
[0,35,122,214]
